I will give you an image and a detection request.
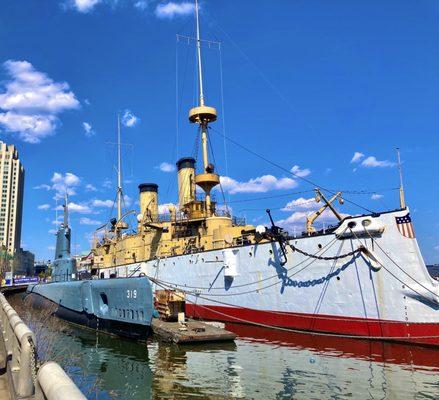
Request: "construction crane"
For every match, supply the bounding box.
[306,189,344,235]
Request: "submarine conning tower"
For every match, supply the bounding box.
[52,199,77,282]
[138,183,159,222]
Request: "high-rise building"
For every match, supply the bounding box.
[0,141,24,255]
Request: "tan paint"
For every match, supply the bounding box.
[178,166,195,208]
[140,190,158,222]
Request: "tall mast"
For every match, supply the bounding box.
[117,113,123,222]
[397,148,406,209]
[189,0,220,218]
[195,0,205,107]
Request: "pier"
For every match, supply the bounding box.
[0,293,86,400]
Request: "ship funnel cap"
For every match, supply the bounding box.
[176,157,196,171]
[138,183,158,193]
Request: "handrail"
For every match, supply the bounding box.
[0,293,87,400]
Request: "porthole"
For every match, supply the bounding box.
[347,221,357,229]
[318,244,322,249]
[362,219,372,227]
[269,249,273,255]
[249,252,252,257]
[336,276,341,281]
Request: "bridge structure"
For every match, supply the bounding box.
[0,292,86,400]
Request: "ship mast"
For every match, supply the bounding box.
[189,0,220,217]
[117,113,123,222]
[397,148,406,209]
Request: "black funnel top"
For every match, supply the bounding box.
[138,183,158,193]
[176,157,196,171]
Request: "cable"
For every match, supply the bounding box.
[208,126,375,214]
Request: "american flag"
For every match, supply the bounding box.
[395,213,415,239]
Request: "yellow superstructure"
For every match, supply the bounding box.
[92,161,256,269]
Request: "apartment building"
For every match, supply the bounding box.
[0,141,24,255]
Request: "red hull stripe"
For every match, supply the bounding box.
[185,304,439,346]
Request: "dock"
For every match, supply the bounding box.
[151,318,236,344]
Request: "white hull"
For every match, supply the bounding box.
[98,209,439,345]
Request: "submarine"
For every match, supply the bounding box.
[26,199,154,339]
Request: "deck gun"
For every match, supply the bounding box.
[265,209,289,266]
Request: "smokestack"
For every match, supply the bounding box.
[176,157,195,208]
[138,183,159,222]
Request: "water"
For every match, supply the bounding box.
[8,294,439,399]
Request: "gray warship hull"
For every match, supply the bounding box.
[26,277,154,339]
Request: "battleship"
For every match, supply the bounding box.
[26,197,154,339]
[88,0,438,345]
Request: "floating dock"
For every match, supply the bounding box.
[151,318,236,344]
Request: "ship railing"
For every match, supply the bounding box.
[0,292,86,399]
[156,209,246,226]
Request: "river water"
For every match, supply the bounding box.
[8,294,439,399]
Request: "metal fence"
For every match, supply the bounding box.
[0,293,86,399]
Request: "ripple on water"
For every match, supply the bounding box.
[6,294,439,399]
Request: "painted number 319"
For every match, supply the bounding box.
[127,289,137,299]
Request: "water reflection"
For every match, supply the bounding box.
[7,294,439,399]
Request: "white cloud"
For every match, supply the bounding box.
[38,204,50,210]
[134,1,149,11]
[48,229,57,235]
[0,113,57,143]
[276,195,347,234]
[220,175,297,195]
[281,197,317,212]
[70,0,101,13]
[102,179,112,189]
[371,194,383,200]
[34,184,51,190]
[79,217,101,225]
[361,156,396,168]
[351,152,365,163]
[155,2,195,19]
[158,203,178,214]
[51,172,81,199]
[55,202,92,214]
[434,245,439,252]
[91,199,114,208]
[0,60,80,143]
[123,194,132,207]
[276,209,341,234]
[157,162,176,173]
[83,121,95,137]
[290,165,310,178]
[121,109,139,128]
[85,183,97,192]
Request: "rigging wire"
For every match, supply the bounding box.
[208,125,375,214]
[218,43,229,197]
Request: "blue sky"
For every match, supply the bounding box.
[0,0,438,263]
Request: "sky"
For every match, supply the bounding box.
[0,0,438,263]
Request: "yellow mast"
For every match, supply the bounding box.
[189,0,219,217]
